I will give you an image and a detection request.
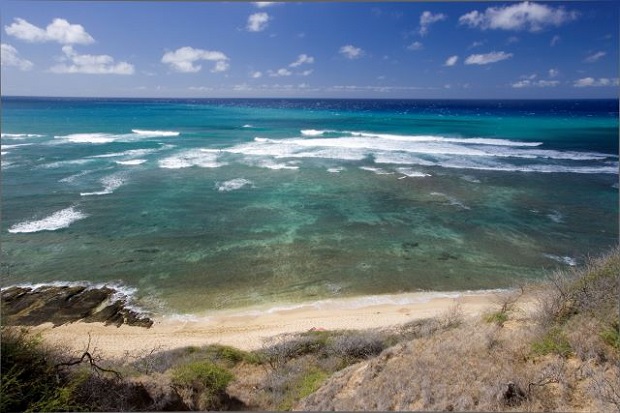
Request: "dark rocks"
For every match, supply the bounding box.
[1,284,153,328]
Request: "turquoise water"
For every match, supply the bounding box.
[1,98,618,314]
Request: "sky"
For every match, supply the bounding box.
[1,1,618,99]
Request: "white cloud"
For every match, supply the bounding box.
[247,12,271,32]
[465,51,513,65]
[512,79,559,88]
[584,51,606,63]
[419,11,447,36]
[161,46,229,73]
[444,55,459,66]
[269,68,292,77]
[407,41,423,51]
[5,18,94,45]
[468,40,485,49]
[300,69,313,76]
[50,45,134,75]
[251,71,263,79]
[548,68,559,78]
[1,43,33,70]
[339,44,364,59]
[573,77,619,87]
[254,2,277,8]
[289,54,314,67]
[459,2,579,32]
[550,35,561,46]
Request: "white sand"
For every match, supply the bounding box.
[33,290,515,358]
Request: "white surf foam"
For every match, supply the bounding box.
[1,143,34,149]
[544,254,577,266]
[90,148,159,159]
[80,175,125,196]
[116,159,146,166]
[59,170,94,183]
[216,178,254,192]
[131,129,180,137]
[396,167,431,178]
[1,133,44,139]
[327,167,345,173]
[8,207,88,233]
[360,166,394,175]
[55,133,119,144]
[158,149,226,169]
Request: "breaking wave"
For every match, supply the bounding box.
[8,207,88,233]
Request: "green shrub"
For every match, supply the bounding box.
[484,311,509,326]
[171,360,234,410]
[600,321,620,352]
[531,327,573,358]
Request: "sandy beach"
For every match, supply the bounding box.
[32,289,520,358]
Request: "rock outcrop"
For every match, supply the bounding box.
[1,284,153,328]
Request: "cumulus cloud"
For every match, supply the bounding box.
[339,44,364,59]
[1,43,33,70]
[464,51,513,65]
[247,12,271,32]
[161,46,229,73]
[300,69,313,76]
[512,79,559,88]
[573,77,619,87]
[548,68,559,78]
[50,45,134,75]
[289,54,314,67]
[407,41,423,51]
[5,18,94,45]
[251,71,263,78]
[419,11,447,36]
[584,51,606,63]
[444,55,459,66]
[459,2,578,32]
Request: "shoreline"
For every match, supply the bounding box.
[28,289,525,358]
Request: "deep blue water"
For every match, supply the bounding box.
[1,97,618,314]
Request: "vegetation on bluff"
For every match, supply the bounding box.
[2,247,618,411]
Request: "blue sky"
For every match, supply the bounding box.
[1,1,618,99]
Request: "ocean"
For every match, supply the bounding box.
[1,97,618,315]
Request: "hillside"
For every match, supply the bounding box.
[1,247,618,412]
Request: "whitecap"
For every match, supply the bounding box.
[1,133,44,139]
[1,143,34,149]
[116,159,146,166]
[360,166,393,175]
[242,124,254,128]
[80,175,125,196]
[396,167,431,178]
[59,170,94,183]
[215,178,254,192]
[8,207,88,233]
[131,129,180,137]
[544,254,577,266]
[54,133,117,144]
[547,210,564,223]
[158,149,226,169]
[327,167,344,173]
[90,148,159,159]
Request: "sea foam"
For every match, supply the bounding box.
[131,129,180,137]
[216,178,254,192]
[158,149,226,169]
[8,207,88,233]
[80,175,125,196]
